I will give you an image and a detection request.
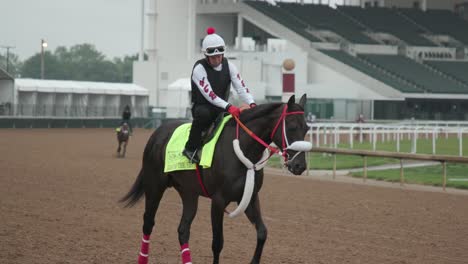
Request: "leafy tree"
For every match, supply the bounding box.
[20,43,138,83]
[0,51,22,77]
[21,51,59,79]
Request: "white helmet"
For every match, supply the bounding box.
[201,27,226,56]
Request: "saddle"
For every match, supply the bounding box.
[164,114,232,172]
[201,112,229,145]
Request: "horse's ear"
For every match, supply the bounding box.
[299,94,307,109]
[287,94,296,108]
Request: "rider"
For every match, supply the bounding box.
[182,27,257,163]
[121,105,133,135]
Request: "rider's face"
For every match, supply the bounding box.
[207,54,223,67]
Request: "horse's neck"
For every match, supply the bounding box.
[237,113,279,162]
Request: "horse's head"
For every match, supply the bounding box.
[271,94,311,175]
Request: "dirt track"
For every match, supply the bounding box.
[1,128,468,264]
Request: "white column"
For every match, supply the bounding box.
[147,0,157,61]
[421,0,427,11]
[237,14,244,51]
[187,0,195,61]
[139,0,145,61]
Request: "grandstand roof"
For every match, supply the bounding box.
[15,79,149,96]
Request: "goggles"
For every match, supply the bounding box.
[205,46,225,55]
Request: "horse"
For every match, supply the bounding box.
[120,94,311,264]
[116,122,130,158]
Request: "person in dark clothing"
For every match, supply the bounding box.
[182,27,256,163]
[121,105,133,134]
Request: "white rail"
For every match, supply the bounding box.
[307,122,468,157]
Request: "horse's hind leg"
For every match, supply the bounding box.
[139,170,167,264]
[244,193,267,264]
[177,192,199,264]
[122,141,127,157]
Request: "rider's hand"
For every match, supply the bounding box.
[226,104,241,117]
[249,103,257,108]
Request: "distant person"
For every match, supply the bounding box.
[356,113,365,123]
[355,113,366,141]
[122,105,133,134]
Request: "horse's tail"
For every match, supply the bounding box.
[119,168,145,207]
[119,132,158,207]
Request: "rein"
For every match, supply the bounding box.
[233,105,304,164]
[195,104,305,218]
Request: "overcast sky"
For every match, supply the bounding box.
[0,0,141,60]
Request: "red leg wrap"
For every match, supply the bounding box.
[180,243,192,264]
[138,234,150,264]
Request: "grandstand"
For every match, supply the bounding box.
[2,0,466,123]
[131,0,468,122]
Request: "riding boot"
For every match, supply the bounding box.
[183,121,203,164]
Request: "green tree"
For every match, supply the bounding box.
[20,43,137,83]
[0,51,22,77]
[21,51,59,79]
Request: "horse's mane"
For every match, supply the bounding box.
[236,103,283,124]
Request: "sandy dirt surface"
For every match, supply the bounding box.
[1,128,468,264]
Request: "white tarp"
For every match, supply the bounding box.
[15,78,149,96]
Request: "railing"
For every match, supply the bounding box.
[306,146,468,191]
[0,103,148,118]
[308,122,468,156]
[306,121,468,191]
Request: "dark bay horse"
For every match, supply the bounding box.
[121,94,310,264]
[116,122,130,158]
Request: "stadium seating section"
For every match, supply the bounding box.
[359,54,468,93]
[245,1,468,94]
[321,50,424,93]
[246,1,468,45]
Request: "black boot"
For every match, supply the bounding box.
[182,148,200,164]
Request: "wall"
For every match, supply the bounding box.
[133,61,157,106]
[155,0,192,61]
[0,80,14,104]
[385,0,457,10]
[352,44,398,55]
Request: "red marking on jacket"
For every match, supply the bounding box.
[208,91,217,100]
[199,77,205,88]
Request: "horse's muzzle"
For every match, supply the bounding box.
[287,162,306,175]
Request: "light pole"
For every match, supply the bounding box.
[41,39,48,79]
[0,45,15,73]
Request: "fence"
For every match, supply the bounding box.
[0,103,148,118]
[306,147,468,191]
[306,121,468,190]
[308,121,468,156]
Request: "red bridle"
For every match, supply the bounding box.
[233,105,304,163]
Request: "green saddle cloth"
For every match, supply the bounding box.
[164,115,232,172]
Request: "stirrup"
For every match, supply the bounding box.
[183,148,200,164]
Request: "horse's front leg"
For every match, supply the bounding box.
[211,196,226,264]
[244,193,267,264]
[122,141,127,157]
[117,141,122,156]
[178,193,199,264]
